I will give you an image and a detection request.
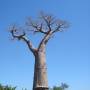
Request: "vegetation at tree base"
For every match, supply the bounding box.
[0,84,16,90]
[0,83,68,90]
[50,83,69,90]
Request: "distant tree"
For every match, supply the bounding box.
[60,83,68,90]
[0,84,3,90]
[9,12,68,90]
[52,86,62,90]
[50,83,69,90]
[0,84,16,90]
[22,88,27,90]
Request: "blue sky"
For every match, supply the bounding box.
[0,0,89,90]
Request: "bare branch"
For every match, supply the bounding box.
[26,18,48,34]
[10,25,36,53]
[38,30,53,50]
[40,12,53,31]
[52,20,69,34]
[9,12,69,52]
[38,20,69,49]
[40,12,69,34]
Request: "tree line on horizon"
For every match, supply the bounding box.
[0,83,69,90]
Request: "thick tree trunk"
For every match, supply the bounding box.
[33,45,48,90]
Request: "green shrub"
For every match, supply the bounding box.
[0,84,16,90]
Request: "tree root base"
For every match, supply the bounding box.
[33,87,49,90]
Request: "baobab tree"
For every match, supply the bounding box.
[9,12,68,90]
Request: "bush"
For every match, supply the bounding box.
[0,84,16,90]
[50,83,69,90]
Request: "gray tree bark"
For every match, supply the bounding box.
[33,44,48,90]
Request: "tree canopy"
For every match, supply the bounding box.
[9,12,69,54]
